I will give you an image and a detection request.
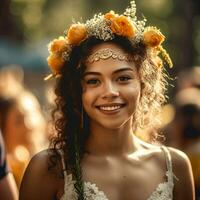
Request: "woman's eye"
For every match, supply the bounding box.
[86,79,100,85]
[117,76,131,82]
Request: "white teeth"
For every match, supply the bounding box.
[99,105,121,111]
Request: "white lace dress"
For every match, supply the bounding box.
[59,146,177,200]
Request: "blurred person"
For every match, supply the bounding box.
[0,93,47,188]
[20,1,194,200]
[0,65,48,151]
[0,65,24,98]
[162,88,200,199]
[0,131,18,200]
[175,88,200,199]
[17,90,48,153]
[0,96,31,187]
[0,64,48,187]
[163,88,200,149]
[177,66,200,90]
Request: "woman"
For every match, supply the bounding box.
[0,94,46,188]
[0,97,30,187]
[19,1,195,199]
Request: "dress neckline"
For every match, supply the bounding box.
[59,146,175,200]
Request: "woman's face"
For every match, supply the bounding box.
[82,43,141,130]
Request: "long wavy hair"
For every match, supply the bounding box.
[49,36,168,199]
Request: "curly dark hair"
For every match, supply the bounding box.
[49,35,168,199]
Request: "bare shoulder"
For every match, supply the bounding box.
[167,147,195,200]
[168,147,191,165]
[138,140,193,169]
[138,141,195,199]
[25,149,50,171]
[19,149,64,200]
[22,149,60,178]
[167,147,194,181]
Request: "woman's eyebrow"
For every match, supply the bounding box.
[112,67,134,74]
[83,67,134,77]
[83,72,101,77]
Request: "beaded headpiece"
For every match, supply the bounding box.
[85,48,135,64]
[46,1,172,80]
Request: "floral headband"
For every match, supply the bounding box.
[46,1,172,80]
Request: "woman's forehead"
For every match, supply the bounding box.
[84,57,137,75]
[89,42,126,55]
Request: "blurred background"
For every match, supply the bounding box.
[0,0,200,198]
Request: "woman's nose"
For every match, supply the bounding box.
[101,82,119,100]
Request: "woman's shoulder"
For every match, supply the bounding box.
[167,146,191,166]
[19,149,64,200]
[141,142,194,197]
[139,139,191,165]
[166,147,194,183]
[167,147,195,199]
[151,144,192,170]
[146,145,195,199]
[26,148,64,177]
[28,149,49,167]
[139,141,193,173]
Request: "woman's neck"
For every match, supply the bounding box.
[85,120,139,156]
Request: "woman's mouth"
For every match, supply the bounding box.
[96,103,126,114]
[99,105,121,111]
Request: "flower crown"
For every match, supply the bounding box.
[46,1,172,80]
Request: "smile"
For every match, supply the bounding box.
[96,103,126,113]
[99,105,121,111]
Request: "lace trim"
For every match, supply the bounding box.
[147,170,174,200]
[60,170,174,200]
[59,173,108,200]
[84,182,109,200]
[60,174,78,200]
[59,146,175,200]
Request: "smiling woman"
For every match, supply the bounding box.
[19,1,195,200]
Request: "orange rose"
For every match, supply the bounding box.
[143,27,165,47]
[47,54,64,73]
[67,24,87,45]
[110,15,135,38]
[104,10,117,20]
[49,37,67,53]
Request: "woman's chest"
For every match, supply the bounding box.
[80,157,166,200]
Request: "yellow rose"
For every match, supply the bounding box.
[110,15,135,38]
[47,54,64,73]
[67,24,87,45]
[49,37,67,53]
[143,27,165,47]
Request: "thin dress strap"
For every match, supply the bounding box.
[160,146,174,183]
[161,146,172,171]
[57,149,68,179]
[57,149,78,200]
